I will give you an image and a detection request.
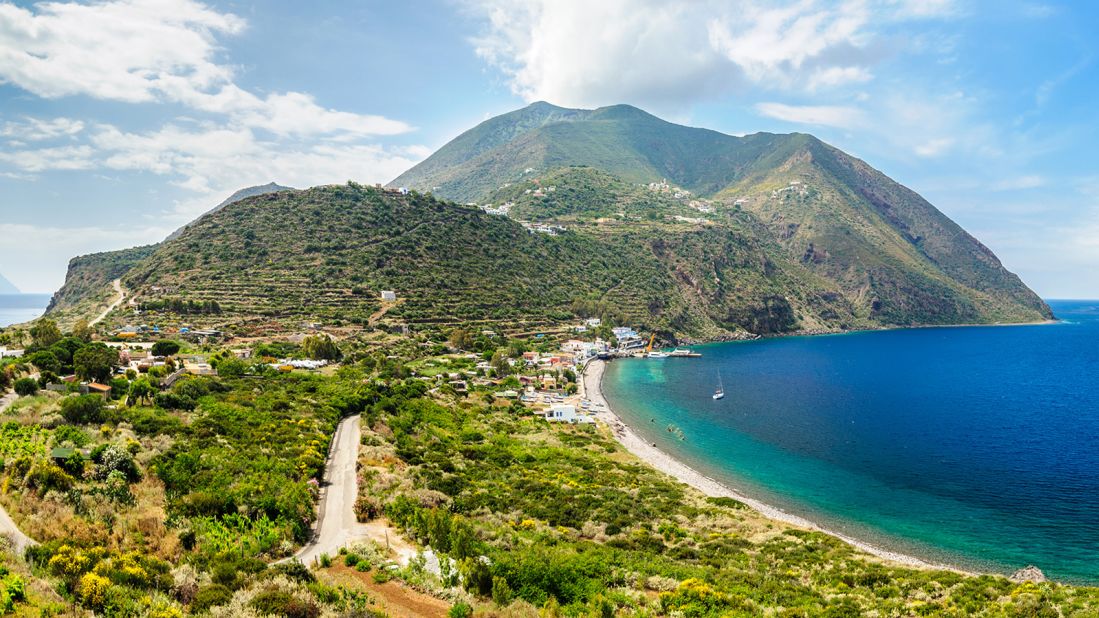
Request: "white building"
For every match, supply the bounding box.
[545,404,594,424]
[380,290,397,301]
[0,347,24,358]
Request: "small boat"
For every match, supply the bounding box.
[647,351,669,358]
[713,372,725,400]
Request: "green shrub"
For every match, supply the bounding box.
[13,378,37,397]
[448,601,473,618]
[190,584,233,613]
[59,394,105,425]
[250,588,320,618]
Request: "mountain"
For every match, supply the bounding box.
[0,272,19,294]
[50,104,1049,336]
[393,102,1051,327]
[166,182,294,241]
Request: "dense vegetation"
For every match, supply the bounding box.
[3,318,1099,616]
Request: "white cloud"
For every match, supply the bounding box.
[465,0,956,110]
[807,66,873,90]
[755,102,864,129]
[914,137,955,157]
[991,175,1045,191]
[0,144,95,171]
[0,0,411,137]
[0,117,85,141]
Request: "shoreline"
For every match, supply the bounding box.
[581,358,971,574]
[676,317,1061,346]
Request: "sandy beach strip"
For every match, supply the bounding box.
[581,358,969,573]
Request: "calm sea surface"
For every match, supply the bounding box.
[602,300,1099,583]
[0,294,49,328]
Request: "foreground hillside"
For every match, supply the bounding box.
[2,321,1098,616]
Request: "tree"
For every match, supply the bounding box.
[71,319,93,342]
[13,377,38,397]
[491,350,511,377]
[448,328,474,351]
[29,319,62,348]
[151,340,181,357]
[127,377,156,406]
[26,350,61,374]
[60,394,105,424]
[302,334,341,360]
[74,343,119,382]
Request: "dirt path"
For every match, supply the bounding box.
[89,279,125,327]
[0,501,35,556]
[0,392,16,415]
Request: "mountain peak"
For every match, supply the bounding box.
[165,182,295,242]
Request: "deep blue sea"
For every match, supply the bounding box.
[602,300,1099,583]
[0,294,49,328]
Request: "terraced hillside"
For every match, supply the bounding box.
[64,184,862,338]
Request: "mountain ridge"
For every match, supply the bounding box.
[47,102,1051,335]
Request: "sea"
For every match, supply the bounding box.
[0,294,50,328]
[602,300,1099,583]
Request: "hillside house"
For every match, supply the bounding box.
[546,404,594,424]
[381,290,397,301]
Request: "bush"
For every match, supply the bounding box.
[60,394,105,425]
[152,340,181,357]
[448,601,473,618]
[250,589,320,618]
[190,584,233,613]
[13,377,37,397]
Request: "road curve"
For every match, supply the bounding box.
[89,279,125,327]
[294,414,364,565]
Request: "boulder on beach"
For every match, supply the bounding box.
[1010,565,1047,583]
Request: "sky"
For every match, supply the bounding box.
[0,0,1097,298]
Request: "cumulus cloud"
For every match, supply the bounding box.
[0,0,411,137]
[465,0,955,110]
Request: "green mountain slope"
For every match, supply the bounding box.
[392,102,1050,326]
[166,182,294,241]
[51,103,1049,336]
[111,184,853,338]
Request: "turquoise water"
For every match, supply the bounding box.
[0,294,49,328]
[602,300,1099,583]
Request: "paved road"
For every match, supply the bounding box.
[89,278,125,327]
[294,414,365,565]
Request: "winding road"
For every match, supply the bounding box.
[89,278,125,327]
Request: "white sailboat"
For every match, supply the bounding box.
[713,373,725,400]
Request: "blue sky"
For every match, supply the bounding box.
[1,0,1097,298]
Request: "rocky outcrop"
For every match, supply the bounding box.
[1010,565,1047,583]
